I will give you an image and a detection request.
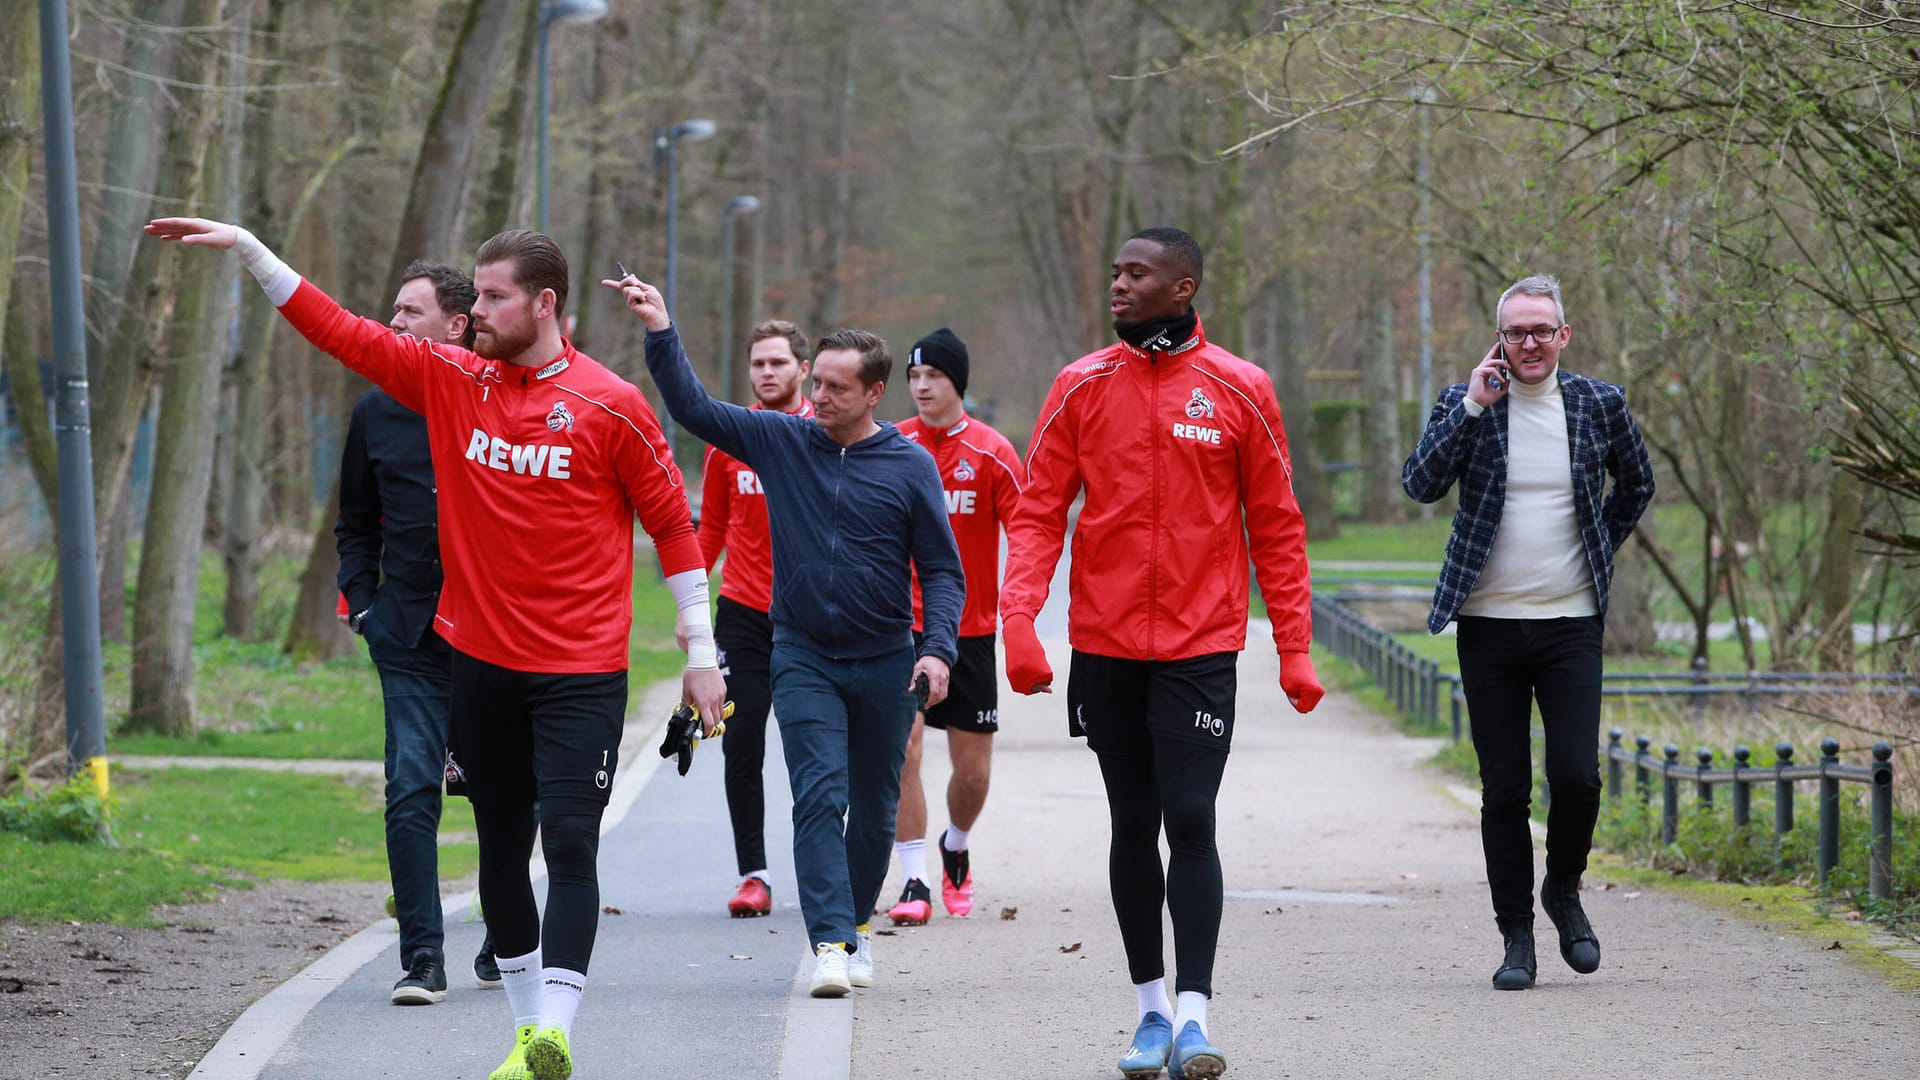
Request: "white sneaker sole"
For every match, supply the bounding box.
[390,985,448,1005]
[809,977,851,998]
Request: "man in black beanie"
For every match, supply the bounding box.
[885,327,1025,928]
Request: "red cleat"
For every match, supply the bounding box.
[727,875,771,918]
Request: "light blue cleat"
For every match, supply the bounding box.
[1168,1020,1225,1080]
[1117,1011,1174,1078]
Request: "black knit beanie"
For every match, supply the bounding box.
[908,327,969,398]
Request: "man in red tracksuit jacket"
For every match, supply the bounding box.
[884,327,1023,928]
[146,217,725,1080]
[697,318,815,920]
[999,226,1324,1080]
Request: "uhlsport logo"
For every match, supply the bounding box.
[954,456,976,482]
[1186,387,1215,419]
[546,400,575,433]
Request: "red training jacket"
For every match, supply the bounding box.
[280,280,702,674]
[1001,317,1312,659]
[697,399,816,613]
[899,414,1023,637]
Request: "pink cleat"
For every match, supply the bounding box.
[886,879,932,926]
[939,838,973,917]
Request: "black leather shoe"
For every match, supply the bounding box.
[391,950,448,1005]
[1541,877,1601,974]
[474,935,502,988]
[1492,918,1536,990]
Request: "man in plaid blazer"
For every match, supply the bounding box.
[1403,273,1655,992]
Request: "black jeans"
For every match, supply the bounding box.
[1456,615,1604,924]
[716,597,776,876]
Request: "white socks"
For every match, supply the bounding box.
[1175,991,1208,1037]
[540,967,586,1037]
[498,948,544,1029]
[943,823,970,852]
[496,947,587,1036]
[895,839,926,884]
[1135,978,1172,1021]
[744,868,771,888]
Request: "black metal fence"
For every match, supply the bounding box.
[1310,594,1920,743]
[1606,731,1897,900]
[1311,594,1906,899]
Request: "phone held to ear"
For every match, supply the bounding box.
[1487,342,1506,391]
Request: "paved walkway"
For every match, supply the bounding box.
[189,635,1920,1079]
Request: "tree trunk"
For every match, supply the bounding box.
[472,0,539,248]
[128,15,248,735]
[1814,467,1863,670]
[1266,266,1337,540]
[1361,292,1400,522]
[0,5,41,427]
[92,0,226,635]
[281,0,519,659]
[220,0,291,641]
[808,9,858,331]
[1603,538,1658,657]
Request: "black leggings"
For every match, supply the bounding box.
[716,598,776,876]
[1094,736,1229,997]
[473,797,604,973]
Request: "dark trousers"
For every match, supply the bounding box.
[366,618,452,965]
[1456,615,1605,923]
[716,598,776,876]
[770,640,916,948]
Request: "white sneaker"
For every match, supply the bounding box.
[809,942,852,998]
[848,926,874,988]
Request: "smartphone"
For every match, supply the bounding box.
[1487,342,1506,391]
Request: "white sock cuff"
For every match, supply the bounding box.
[895,838,926,883]
[943,823,970,852]
[743,869,771,888]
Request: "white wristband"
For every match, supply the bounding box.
[232,226,301,306]
[666,568,718,670]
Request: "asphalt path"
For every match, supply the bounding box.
[204,679,815,1080]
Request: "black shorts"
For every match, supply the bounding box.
[910,632,999,734]
[715,596,774,677]
[447,649,628,811]
[1065,650,1238,755]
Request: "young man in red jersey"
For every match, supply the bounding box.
[146,217,725,1080]
[697,319,813,919]
[1000,227,1323,1080]
[884,327,1022,926]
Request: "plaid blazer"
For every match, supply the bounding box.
[1402,371,1655,634]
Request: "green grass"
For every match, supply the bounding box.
[1,541,678,925]
[1308,519,1453,565]
[103,550,686,761]
[0,766,479,925]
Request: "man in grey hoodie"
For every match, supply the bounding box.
[607,272,964,1000]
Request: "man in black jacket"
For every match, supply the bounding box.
[336,261,495,1004]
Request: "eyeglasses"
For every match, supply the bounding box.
[1498,325,1563,345]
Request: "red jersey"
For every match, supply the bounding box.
[898,414,1023,637]
[280,280,702,674]
[1001,318,1312,659]
[697,399,815,613]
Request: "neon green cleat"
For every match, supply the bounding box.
[524,1026,573,1080]
[384,893,396,918]
[488,1025,536,1080]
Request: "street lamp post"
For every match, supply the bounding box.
[536,0,609,234]
[652,118,716,457]
[719,195,762,404]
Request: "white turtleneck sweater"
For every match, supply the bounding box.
[1456,370,1598,619]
